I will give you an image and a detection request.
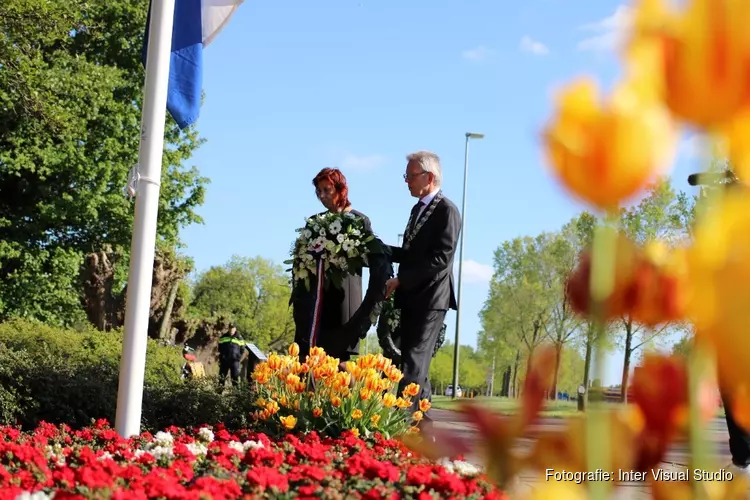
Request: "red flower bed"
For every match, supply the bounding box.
[0,420,506,499]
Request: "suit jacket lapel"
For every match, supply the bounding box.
[403,192,443,249]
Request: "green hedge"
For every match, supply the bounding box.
[0,318,255,431]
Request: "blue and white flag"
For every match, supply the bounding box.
[143,0,244,129]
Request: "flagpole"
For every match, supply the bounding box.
[115,0,176,438]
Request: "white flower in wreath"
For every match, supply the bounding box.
[329,219,342,234]
[313,225,320,232]
[325,239,336,251]
[319,229,326,237]
[351,228,361,236]
[302,229,312,239]
[296,268,309,280]
[336,233,346,244]
[341,240,353,251]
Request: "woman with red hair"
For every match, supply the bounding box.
[290,168,374,363]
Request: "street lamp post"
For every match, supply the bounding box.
[451,132,484,399]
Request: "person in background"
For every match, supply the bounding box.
[217,323,245,390]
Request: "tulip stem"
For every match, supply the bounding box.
[586,219,617,500]
[688,345,710,500]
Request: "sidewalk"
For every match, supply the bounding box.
[430,409,741,499]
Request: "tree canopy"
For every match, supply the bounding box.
[0,0,207,326]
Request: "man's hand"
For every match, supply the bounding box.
[385,278,400,298]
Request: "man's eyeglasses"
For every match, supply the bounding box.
[403,172,427,181]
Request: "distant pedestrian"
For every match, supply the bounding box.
[217,324,244,390]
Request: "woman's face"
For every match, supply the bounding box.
[316,181,337,211]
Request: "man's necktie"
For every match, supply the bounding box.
[406,201,423,235]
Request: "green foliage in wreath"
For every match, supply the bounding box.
[375,295,446,365]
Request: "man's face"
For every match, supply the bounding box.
[230,327,237,335]
[404,160,432,198]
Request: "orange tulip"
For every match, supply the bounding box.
[630,354,717,470]
[630,0,750,128]
[403,345,556,489]
[567,236,688,325]
[542,77,676,210]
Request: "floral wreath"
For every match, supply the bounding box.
[376,295,446,365]
[287,211,393,346]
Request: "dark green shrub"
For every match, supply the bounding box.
[0,318,256,431]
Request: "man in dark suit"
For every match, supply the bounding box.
[385,151,461,426]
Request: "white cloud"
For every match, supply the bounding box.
[460,260,494,284]
[339,153,387,170]
[520,36,550,56]
[679,133,721,162]
[462,45,493,62]
[577,4,632,52]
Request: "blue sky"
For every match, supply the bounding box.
[179,0,707,386]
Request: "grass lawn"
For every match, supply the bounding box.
[430,396,727,419]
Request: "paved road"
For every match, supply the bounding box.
[430,409,739,499]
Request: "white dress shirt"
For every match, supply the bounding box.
[417,188,440,219]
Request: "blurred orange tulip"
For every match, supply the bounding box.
[404,345,557,489]
[630,0,750,128]
[542,77,676,210]
[630,354,717,470]
[566,236,687,325]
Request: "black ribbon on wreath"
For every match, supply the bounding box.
[376,297,446,367]
[290,237,394,358]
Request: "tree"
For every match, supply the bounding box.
[429,344,454,396]
[556,346,585,395]
[616,180,692,401]
[0,0,207,327]
[540,221,586,399]
[190,256,294,349]
[671,333,693,358]
[489,236,557,382]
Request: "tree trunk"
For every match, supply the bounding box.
[489,354,496,397]
[621,318,634,403]
[501,366,511,397]
[159,279,180,341]
[550,341,563,400]
[583,331,593,406]
[511,350,521,398]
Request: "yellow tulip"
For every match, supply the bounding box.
[359,388,372,401]
[686,189,750,429]
[396,397,412,409]
[287,342,300,357]
[382,393,397,408]
[279,415,297,430]
[312,407,323,418]
[401,383,420,398]
[631,0,750,128]
[542,77,676,210]
[525,482,587,500]
[370,414,381,427]
[351,409,363,420]
[264,400,280,415]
